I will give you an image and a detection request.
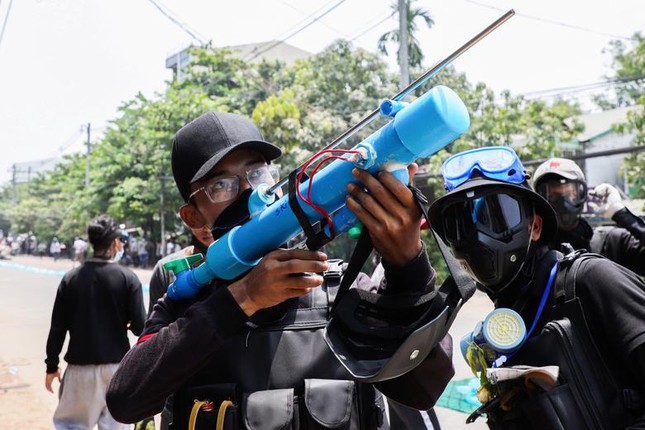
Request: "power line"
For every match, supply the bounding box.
[145,0,207,45]
[463,0,633,41]
[520,76,643,100]
[280,0,352,40]
[0,0,14,52]
[244,0,343,61]
[55,130,84,155]
[246,0,348,62]
[282,1,393,49]
[242,0,342,62]
[348,13,392,44]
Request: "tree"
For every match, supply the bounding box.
[0,36,583,275]
[597,33,645,197]
[378,0,434,68]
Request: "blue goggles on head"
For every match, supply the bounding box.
[442,146,528,191]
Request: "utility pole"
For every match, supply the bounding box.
[398,0,410,88]
[11,164,17,203]
[160,174,166,257]
[82,122,91,187]
[158,173,174,258]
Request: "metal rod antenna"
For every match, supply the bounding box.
[268,9,515,195]
[394,9,515,101]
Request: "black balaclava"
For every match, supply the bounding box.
[191,234,209,255]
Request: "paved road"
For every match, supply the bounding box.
[0,254,491,429]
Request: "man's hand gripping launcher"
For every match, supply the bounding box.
[165,85,470,299]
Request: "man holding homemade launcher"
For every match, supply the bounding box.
[107,86,471,430]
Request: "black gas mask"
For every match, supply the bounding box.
[535,178,587,231]
[211,188,252,241]
[550,196,583,230]
[436,188,535,296]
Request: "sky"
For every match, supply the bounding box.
[0,0,642,185]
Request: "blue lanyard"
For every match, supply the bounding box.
[526,261,559,339]
[493,260,559,368]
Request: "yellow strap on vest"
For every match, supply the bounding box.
[188,400,210,430]
[216,400,234,430]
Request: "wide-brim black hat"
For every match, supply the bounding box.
[172,112,282,202]
[428,177,558,244]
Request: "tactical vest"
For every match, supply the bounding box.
[469,252,643,430]
[170,261,389,430]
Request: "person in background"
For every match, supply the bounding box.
[532,157,644,275]
[72,236,88,265]
[45,214,146,430]
[137,237,150,269]
[50,237,61,261]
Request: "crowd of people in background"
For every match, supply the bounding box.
[0,228,190,269]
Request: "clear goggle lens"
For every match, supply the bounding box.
[536,178,587,205]
[442,146,526,191]
[441,191,529,244]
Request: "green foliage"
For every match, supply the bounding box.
[0,35,586,278]
[599,33,645,197]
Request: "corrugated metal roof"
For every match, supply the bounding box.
[564,105,642,142]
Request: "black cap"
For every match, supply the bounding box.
[428,177,558,244]
[171,112,282,202]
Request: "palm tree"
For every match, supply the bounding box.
[377,0,434,68]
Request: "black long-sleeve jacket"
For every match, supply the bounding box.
[106,246,455,426]
[45,260,146,373]
[550,208,645,276]
[592,208,645,276]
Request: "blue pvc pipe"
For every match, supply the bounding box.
[168,85,470,298]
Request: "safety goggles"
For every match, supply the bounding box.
[535,178,587,205]
[439,189,533,246]
[442,146,527,192]
[189,164,280,205]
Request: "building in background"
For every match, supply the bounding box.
[166,40,312,81]
[562,105,641,192]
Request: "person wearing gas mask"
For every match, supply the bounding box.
[106,111,457,430]
[533,158,645,275]
[428,146,645,429]
[45,214,146,430]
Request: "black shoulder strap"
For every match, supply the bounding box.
[330,227,372,314]
[330,185,476,314]
[553,250,603,311]
[553,250,645,414]
[288,170,332,251]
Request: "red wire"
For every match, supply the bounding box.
[295,148,363,239]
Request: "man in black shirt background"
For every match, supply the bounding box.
[45,214,146,430]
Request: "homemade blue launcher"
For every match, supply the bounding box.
[165,85,470,299]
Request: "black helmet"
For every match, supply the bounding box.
[428,148,557,295]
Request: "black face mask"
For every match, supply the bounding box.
[211,188,252,241]
[441,190,534,295]
[190,234,209,255]
[550,196,582,230]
